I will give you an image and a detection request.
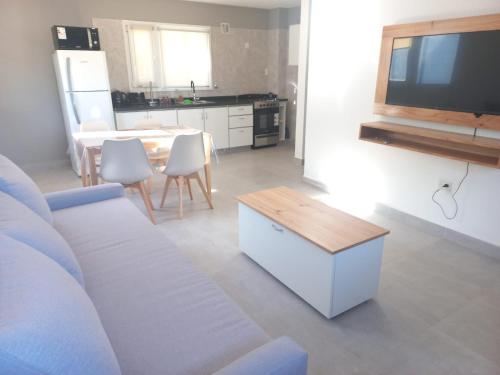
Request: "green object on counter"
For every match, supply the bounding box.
[183,99,193,104]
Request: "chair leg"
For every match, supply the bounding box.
[136,182,156,224]
[194,172,213,209]
[177,176,184,219]
[186,178,193,201]
[146,177,153,194]
[160,176,173,208]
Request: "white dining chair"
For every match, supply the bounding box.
[80,120,110,132]
[160,132,213,218]
[100,138,156,224]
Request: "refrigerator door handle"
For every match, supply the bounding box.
[66,57,81,124]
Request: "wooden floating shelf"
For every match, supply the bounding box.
[359,121,500,168]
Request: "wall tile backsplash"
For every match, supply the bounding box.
[93,17,298,138]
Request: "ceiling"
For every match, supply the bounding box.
[183,0,301,9]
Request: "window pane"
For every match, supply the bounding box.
[160,30,211,88]
[130,28,154,86]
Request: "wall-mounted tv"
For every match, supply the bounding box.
[386,30,500,116]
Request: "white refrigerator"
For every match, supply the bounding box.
[53,50,115,174]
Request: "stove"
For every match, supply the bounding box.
[252,96,280,148]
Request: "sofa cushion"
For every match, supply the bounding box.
[0,234,121,375]
[0,154,52,223]
[0,191,84,286]
[53,197,270,375]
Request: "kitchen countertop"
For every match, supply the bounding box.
[114,95,288,112]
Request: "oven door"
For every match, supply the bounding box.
[254,107,280,135]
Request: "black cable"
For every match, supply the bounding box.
[431,128,475,220]
[432,162,470,220]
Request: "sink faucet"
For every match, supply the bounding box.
[148,81,156,106]
[191,80,199,102]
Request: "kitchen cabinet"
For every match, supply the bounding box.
[229,105,253,116]
[115,109,178,130]
[229,127,253,148]
[148,109,178,127]
[229,115,253,129]
[228,105,253,148]
[115,111,149,130]
[204,107,229,149]
[115,104,254,149]
[177,108,204,131]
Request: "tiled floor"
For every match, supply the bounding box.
[31,144,500,375]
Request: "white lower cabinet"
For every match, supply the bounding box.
[229,115,253,129]
[204,107,229,149]
[177,108,205,131]
[115,110,178,130]
[228,106,253,148]
[229,127,253,148]
[115,111,148,130]
[115,105,254,149]
[149,109,177,127]
[229,105,253,116]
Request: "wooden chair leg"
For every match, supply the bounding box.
[186,178,193,201]
[145,182,155,211]
[160,176,173,208]
[136,181,156,224]
[194,172,213,209]
[177,176,184,218]
[146,177,153,194]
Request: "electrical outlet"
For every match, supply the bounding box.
[438,179,453,192]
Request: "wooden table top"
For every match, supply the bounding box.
[237,186,390,255]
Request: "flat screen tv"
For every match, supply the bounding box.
[386,30,500,116]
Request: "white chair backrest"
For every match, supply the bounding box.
[100,138,153,185]
[164,132,205,176]
[80,120,110,132]
[134,119,162,130]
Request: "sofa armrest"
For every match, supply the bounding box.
[44,183,125,211]
[212,337,308,375]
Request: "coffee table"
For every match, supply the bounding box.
[237,187,390,318]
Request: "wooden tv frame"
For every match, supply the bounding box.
[374,13,500,131]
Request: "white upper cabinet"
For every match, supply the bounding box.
[204,107,229,149]
[177,108,205,131]
[288,24,300,66]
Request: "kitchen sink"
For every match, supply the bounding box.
[188,100,215,105]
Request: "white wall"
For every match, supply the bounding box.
[294,0,311,159]
[303,0,500,246]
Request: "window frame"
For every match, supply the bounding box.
[122,20,213,91]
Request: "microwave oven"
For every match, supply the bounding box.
[51,26,100,50]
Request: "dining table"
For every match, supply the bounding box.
[73,127,213,198]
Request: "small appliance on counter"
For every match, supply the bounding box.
[52,26,100,50]
[126,92,146,106]
[111,91,128,108]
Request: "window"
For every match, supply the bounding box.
[416,34,460,85]
[389,38,412,82]
[124,21,212,90]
